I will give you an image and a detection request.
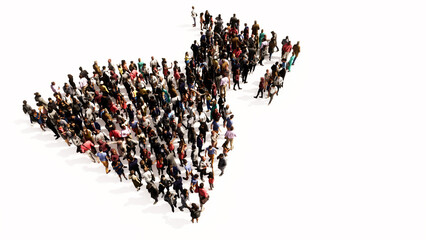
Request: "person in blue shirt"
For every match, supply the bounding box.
[211,119,220,134]
[205,145,217,164]
[183,159,192,180]
[96,149,111,174]
[224,114,234,129]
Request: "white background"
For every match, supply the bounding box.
[1,0,426,239]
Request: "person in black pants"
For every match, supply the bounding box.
[43,114,60,139]
[146,182,159,205]
[254,77,265,98]
[164,191,177,212]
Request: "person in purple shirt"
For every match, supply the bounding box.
[224,126,236,150]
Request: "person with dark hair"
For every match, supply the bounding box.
[208,171,214,190]
[292,41,301,65]
[129,170,142,191]
[158,175,172,197]
[146,182,159,204]
[217,153,227,176]
[254,77,265,98]
[164,191,178,212]
[189,203,202,223]
[126,155,142,180]
[197,182,209,209]
[173,176,183,197]
[179,188,191,211]
[112,155,127,182]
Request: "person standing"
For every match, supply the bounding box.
[191,6,197,27]
[217,153,227,176]
[251,20,260,37]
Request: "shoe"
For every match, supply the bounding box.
[107,170,111,174]
[154,200,158,205]
[220,172,223,176]
[239,88,242,90]
[253,96,258,98]
[179,207,184,211]
[55,135,60,140]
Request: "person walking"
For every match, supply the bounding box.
[292,41,301,65]
[197,182,209,209]
[189,203,202,223]
[254,77,266,98]
[217,153,227,176]
[178,189,191,211]
[268,84,278,105]
[112,158,127,182]
[129,170,142,191]
[164,191,178,212]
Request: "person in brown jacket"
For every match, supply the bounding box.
[292,41,301,65]
[93,61,102,76]
[251,20,260,36]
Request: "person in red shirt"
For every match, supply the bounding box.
[253,77,265,98]
[197,183,209,209]
[109,128,121,140]
[282,41,292,60]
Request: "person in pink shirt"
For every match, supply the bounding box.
[224,126,236,150]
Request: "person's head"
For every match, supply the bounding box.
[199,183,204,188]
[23,100,27,104]
[151,56,154,60]
[192,6,194,9]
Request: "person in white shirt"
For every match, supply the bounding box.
[50,81,60,93]
[220,76,229,97]
[79,76,88,89]
[191,6,197,27]
[150,56,159,74]
[268,84,278,105]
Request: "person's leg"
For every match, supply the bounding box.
[293,53,298,65]
[219,167,225,176]
[268,94,274,105]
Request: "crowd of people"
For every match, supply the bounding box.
[23,7,300,223]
